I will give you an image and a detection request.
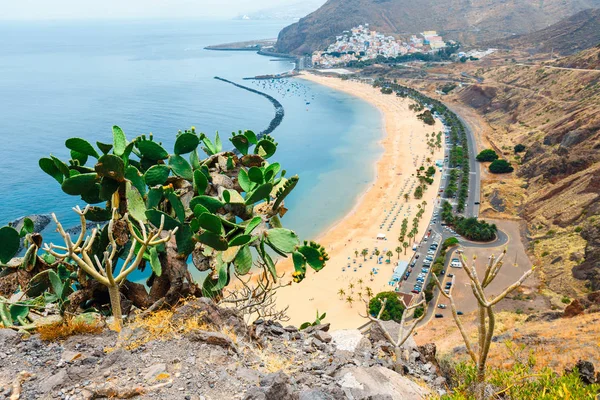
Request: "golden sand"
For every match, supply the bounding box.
[276,73,446,329]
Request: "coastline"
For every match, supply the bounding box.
[275,73,446,329]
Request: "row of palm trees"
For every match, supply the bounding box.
[338,281,374,308]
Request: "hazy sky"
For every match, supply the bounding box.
[0,0,302,20]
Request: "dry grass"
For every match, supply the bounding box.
[106,299,240,352]
[254,345,296,373]
[420,309,600,374]
[37,318,103,341]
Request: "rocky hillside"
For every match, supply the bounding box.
[0,298,446,400]
[487,8,600,55]
[275,0,600,55]
[454,57,600,298]
[555,44,600,69]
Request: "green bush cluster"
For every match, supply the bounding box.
[489,159,514,173]
[368,292,406,322]
[476,149,499,162]
[441,201,497,241]
[514,144,526,153]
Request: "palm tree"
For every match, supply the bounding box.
[369,271,375,281]
[365,287,373,298]
[337,288,345,299]
[375,249,380,258]
[404,193,409,202]
[357,291,363,299]
[426,157,432,163]
[361,248,368,261]
[348,283,355,293]
[386,251,393,263]
[408,232,414,245]
[346,296,354,308]
[395,246,402,260]
[354,250,359,258]
[403,241,409,255]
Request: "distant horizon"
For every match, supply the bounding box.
[0,16,297,23]
[0,0,320,21]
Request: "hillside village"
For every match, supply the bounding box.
[311,24,449,67]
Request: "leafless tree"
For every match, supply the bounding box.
[220,260,291,324]
[361,293,426,370]
[44,206,176,330]
[433,248,534,399]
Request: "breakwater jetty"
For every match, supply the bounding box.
[214,77,284,141]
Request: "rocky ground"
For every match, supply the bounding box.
[0,298,447,400]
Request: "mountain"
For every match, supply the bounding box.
[555,44,600,68]
[275,0,600,55]
[488,8,600,55]
[453,50,600,297]
[235,1,325,21]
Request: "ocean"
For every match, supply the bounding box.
[0,18,383,251]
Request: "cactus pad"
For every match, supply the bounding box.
[144,165,170,186]
[0,226,20,264]
[169,155,193,181]
[174,133,199,155]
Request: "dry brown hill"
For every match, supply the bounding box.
[555,44,600,69]
[275,0,600,55]
[488,8,600,55]
[454,56,600,297]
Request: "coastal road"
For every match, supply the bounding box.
[400,99,511,325]
[446,105,481,218]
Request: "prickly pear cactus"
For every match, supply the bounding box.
[40,125,328,298]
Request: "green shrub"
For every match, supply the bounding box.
[413,306,424,319]
[514,144,526,153]
[476,149,499,162]
[574,226,583,233]
[417,110,436,125]
[442,360,600,400]
[489,159,514,173]
[368,292,406,322]
[443,237,459,250]
[541,251,549,257]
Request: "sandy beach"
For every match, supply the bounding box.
[275,73,446,329]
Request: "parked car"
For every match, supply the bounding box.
[438,304,447,309]
[444,289,450,295]
[410,260,417,267]
[474,201,480,205]
[457,311,464,315]
[421,268,429,273]
[435,314,444,318]
[450,258,461,268]
[448,274,454,278]
[415,254,420,259]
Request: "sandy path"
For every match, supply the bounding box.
[274,74,446,329]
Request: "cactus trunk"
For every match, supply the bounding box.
[107,284,122,331]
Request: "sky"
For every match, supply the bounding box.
[0,0,307,20]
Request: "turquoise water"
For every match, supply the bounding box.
[0,19,383,249]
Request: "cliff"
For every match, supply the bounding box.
[454,52,600,297]
[275,0,600,55]
[486,8,600,55]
